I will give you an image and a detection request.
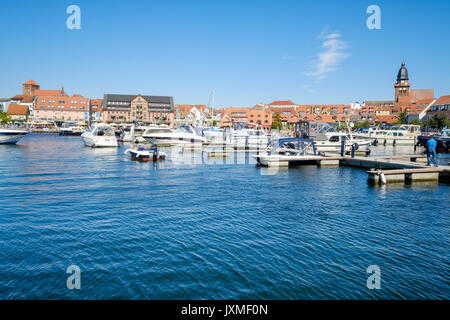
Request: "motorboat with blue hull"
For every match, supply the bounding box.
[0,128,28,144]
[124,146,167,162]
[253,138,321,166]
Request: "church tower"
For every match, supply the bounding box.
[394,62,411,104]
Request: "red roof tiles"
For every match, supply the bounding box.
[23,80,39,86]
[269,100,295,106]
[7,104,29,115]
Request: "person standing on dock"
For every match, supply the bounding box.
[426,135,438,167]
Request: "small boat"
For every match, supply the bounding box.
[59,126,84,136]
[0,128,28,144]
[124,146,167,162]
[81,124,118,148]
[253,138,319,166]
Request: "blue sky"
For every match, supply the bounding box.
[0,0,449,107]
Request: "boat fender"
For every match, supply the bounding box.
[380,173,387,185]
[353,142,359,151]
[373,139,378,145]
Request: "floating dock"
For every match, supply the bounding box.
[257,153,450,184]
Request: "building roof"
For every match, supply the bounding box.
[396,62,409,82]
[268,100,295,106]
[104,94,173,105]
[11,94,23,100]
[7,104,29,115]
[434,95,450,105]
[223,107,250,114]
[364,100,395,106]
[34,89,66,97]
[23,80,39,86]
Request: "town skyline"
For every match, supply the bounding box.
[1,0,449,106]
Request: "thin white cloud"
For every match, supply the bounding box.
[306,27,350,80]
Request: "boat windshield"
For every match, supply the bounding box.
[175,126,194,134]
[93,126,115,136]
[145,128,172,134]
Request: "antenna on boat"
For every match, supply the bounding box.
[202,89,215,127]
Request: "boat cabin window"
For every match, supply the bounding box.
[329,136,340,142]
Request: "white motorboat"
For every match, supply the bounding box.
[142,125,207,146]
[354,125,421,145]
[121,124,170,143]
[202,127,227,143]
[295,120,370,154]
[253,138,319,166]
[0,128,28,144]
[314,132,371,154]
[124,146,167,162]
[81,124,118,148]
[232,128,272,147]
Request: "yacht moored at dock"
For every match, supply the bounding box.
[81,124,118,148]
[142,125,207,146]
[314,132,371,154]
[253,138,319,166]
[59,125,84,136]
[0,128,28,144]
[354,125,421,145]
[295,121,371,154]
[232,128,272,147]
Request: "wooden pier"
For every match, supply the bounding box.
[255,152,450,184]
[202,141,449,184]
[367,168,444,184]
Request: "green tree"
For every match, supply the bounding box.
[271,113,282,130]
[212,119,217,127]
[0,112,11,125]
[395,110,408,124]
[422,112,450,129]
[409,118,421,126]
[353,121,371,129]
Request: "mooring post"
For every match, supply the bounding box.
[340,136,346,157]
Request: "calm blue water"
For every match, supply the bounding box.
[0,134,448,299]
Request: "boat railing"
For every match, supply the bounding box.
[268,138,317,156]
